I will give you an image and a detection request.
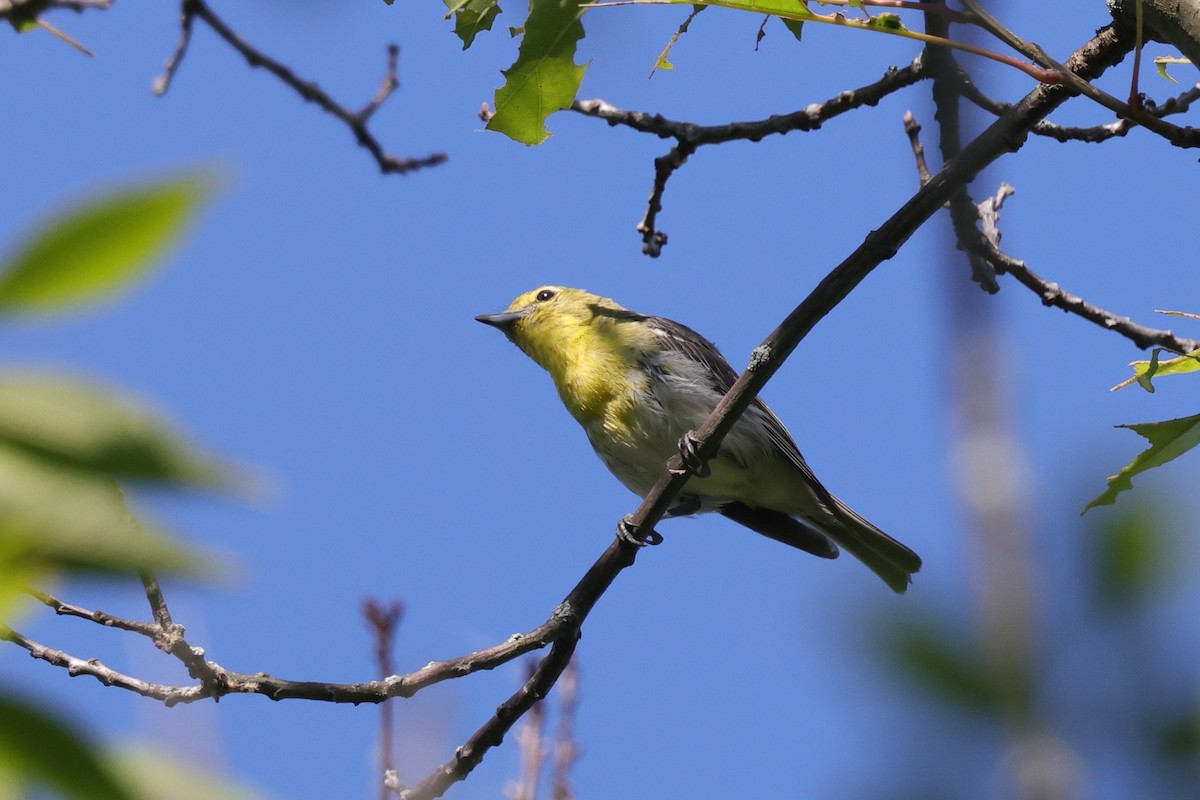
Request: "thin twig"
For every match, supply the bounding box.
[961,201,1200,355]
[903,111,933,186]
[550,660,580,800]
[637,141,692,257]
[961,0,1200,147]
[573,57,929,254]
[505,661,547,800]
[152,0,195,96]
[920,4,1000,292]
[365,598,406,800]
[154,0,447,175]
[24,588,162,638]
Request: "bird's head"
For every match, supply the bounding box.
[476,286,640,374]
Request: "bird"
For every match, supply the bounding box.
[476,286,921,592]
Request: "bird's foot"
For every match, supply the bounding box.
[671,430,710,478]
[616,515,663,547]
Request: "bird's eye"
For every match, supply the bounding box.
[535,289,557,302]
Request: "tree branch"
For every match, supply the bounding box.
[153,0,447,175]
[963,0,1200,147]
[960,188,1200,355]
[572,56,930,254]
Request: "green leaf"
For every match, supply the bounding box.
[0,173,211,316]
[678,0,813,22]
[1157,708,1200,760]
[782,18,804,40]
[0,692,133,800]
[444,0,502,48]
[882,618,1000,714]
[1084,414,1200,512]
[870,12,903,30]
[1154,55,1190,83]
[1112,348,1200,393]
[0,445,206,576]
[0,372,233,490]
[651,6,705,77]
[487,0,588,145]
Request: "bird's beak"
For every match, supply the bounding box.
[475,308,528,336]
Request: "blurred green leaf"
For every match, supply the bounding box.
[0,373,232,490]
[1090,500,1171,610]
[883,618,999,714]
[0,446,206,576]
[112,747,266,800]
[1084,414,1200,512]
[444,0,501,48]
[1157,708,1200,760]
[0,692,133,800]
[0,174,210,316]
[487,0,587,145]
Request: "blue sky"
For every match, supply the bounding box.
[3,2,1200,799]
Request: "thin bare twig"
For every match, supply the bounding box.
[958,77,1200,143]
[550,660,580,800]
[505,661,547,800]
[365,598,406,800]
[153,0,446,175]
[960,198,1200,356]
[962,0,1200,147]
[919,6,1000,293]
[573,57,930,254]
[24,588,162,638]
[903,111,933,186]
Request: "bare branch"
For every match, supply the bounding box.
[959,78,1200,143]
[963,0,1200,147]
[505,661,547,800]
[365,598,406,800]
[24,588,162,638]
[1,625,210,704]
[154,0,447,175]
[902,111,933,186]
[551,660,580,800]
[573,57,929,254]
[961,191,1200,355]
[919,6,1000,292]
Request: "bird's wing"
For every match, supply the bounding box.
[644,315,823,483]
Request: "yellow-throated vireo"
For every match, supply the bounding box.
[477,286,921,593]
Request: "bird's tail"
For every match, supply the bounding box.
[824,496,922,593]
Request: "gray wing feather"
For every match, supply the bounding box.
[644,315,824,485]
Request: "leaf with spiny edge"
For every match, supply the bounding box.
[488,0,587,145]
[443,0,502,49]
[1084,414,1200,512]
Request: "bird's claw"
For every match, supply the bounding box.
[617,515,663,547]
[671,430,710,478]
